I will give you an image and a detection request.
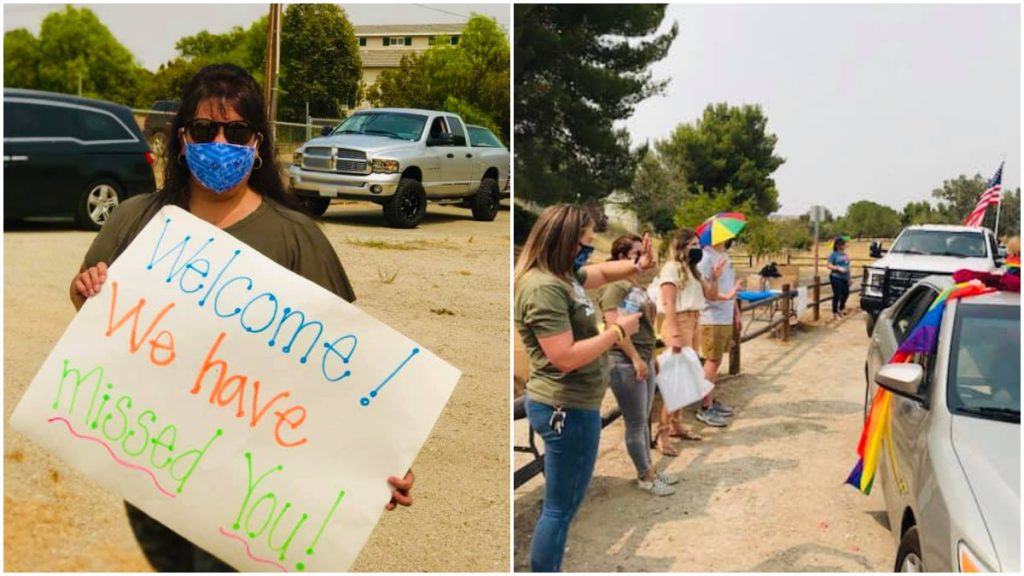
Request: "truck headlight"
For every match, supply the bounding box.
[293,151,303,167]
[864,269,883,297]
[958,541,993,572]
[371,159,400,174]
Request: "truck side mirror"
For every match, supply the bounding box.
[320,126,333,137]
[427,132,455,147]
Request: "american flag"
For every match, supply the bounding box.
[963,162,1003,227]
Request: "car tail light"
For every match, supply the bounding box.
[958,541,992,572]
[144,151,155,166]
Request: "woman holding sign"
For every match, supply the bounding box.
[69,64,414,571]
[514,205,655,572]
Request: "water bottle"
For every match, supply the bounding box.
[619,287,646,315]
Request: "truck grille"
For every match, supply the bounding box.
[300,147,369,174]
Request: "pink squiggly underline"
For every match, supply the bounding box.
[47,416,176,499]
[219,527,288,572]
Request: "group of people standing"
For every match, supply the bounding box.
[513,204,743,572]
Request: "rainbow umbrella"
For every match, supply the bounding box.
[696,212,747,247]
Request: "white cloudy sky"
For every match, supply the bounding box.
[624,4,1020,216]
[3,3,510,71]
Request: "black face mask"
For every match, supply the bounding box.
[687,247,703,265]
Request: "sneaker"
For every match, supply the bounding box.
[656,471,681,486]
[696,408,728,427]
[637,477,675,496]
[711,400,734,417]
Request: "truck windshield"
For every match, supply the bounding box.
[947,302,1020,423]
[890,230,988,258]
[330,112,427,141]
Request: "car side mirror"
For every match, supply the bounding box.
[320,126,333,137]
[875,363,925,403]
[427,132,455,147]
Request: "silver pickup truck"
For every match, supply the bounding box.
[288,108,510,228]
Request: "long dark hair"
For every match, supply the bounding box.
[123,64,305,250]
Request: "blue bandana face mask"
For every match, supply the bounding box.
[185,141,257,194]
[574,243,594,272]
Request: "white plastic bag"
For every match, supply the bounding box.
[656,347,714,412]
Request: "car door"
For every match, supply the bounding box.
[444,115,474,195]
[3,99,80,217]
[873,285,940,505]
[424,116,462,197]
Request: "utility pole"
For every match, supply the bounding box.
[263,3,282,143]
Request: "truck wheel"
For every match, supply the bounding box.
[76,178,122,231]
[470,177,500,222]
[302,197,331,217]
[866,313,877,337]
[894,526,923,572]
[383,178,426,228]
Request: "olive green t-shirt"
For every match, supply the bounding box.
[595,279,657,362]
[514,268,607,411]
[82,194,356,303]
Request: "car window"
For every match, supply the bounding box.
[332,112,426,141]
[79,110,133,141]
[445,116,467,146]
[467,127,503,148]
[948,303,1020,420]
[892,287,938,343]
[4,101,75,138]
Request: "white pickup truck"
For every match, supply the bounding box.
[860,224,1002,335]
[288,108,510,228]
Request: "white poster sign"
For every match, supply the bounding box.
[11,205,461,572]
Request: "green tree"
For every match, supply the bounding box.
[4,29,41,89]
[996,188,1020,238]
[279,4,361,121]
[931,174,988,222]
[13,7,145,106]
[136,57,210,106]
[515,4,677,205]
[658,103,785,215]
[371,16,510,140]
[626,149,683,236]
[843,200,903,238]
[173,17,267,82]
[673,186,756,230]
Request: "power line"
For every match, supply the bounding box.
[411,4,471,20]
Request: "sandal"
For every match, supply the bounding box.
[655,430,680,457]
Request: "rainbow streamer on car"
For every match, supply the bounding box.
[845,280,996,495]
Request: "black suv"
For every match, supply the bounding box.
[4,88,157,230]
[142,100,179,158]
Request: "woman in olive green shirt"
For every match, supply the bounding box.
[513,205,654,572]
[70,64,412,572]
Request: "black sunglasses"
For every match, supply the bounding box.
[185,119,258,145]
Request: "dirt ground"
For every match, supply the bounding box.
[514,308,896,572]
[4,201,510,572]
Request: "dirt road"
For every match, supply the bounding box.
[514,310,895,572]
[4,201,510,572]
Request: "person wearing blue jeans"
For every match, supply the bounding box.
[514,205,655,572]
[524,397,601,570]
[827,237,852,319]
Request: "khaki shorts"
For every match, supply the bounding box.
[665,310,700,350]
[700,324,733,362]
